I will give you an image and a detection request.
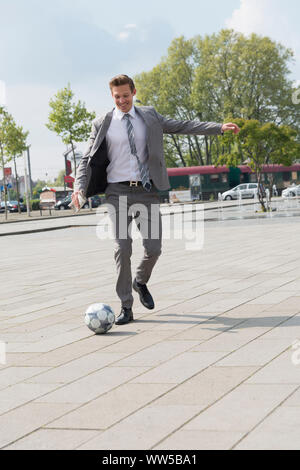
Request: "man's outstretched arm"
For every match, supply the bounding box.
[154,109,240,136]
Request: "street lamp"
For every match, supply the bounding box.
[26,145,33,199]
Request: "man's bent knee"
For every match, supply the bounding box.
[114,239,133,258]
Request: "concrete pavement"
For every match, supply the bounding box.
[1,197,298,237]
[0,211,300,449]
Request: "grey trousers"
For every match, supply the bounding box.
[105,183,162,308]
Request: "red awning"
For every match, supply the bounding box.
[167,166,229,176]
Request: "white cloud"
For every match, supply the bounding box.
[118,31,130,41]
[117,23,138,41]
[225,0,270,35]
[125,24,137,29]
[225,0,300,78]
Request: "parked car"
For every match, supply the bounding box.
[81,195,102,209]
[54,195,102,210]
[7,200,27,212]
[282,185,300,198]
[222,183,259,201]
[0,200,27,213]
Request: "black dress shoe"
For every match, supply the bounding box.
[133,278,155,310]
[115,307,134,325]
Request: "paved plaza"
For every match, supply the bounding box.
[0,204,300,450]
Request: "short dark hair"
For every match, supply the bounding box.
[109,74,135,92]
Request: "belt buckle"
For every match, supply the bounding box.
[130,181,138,187]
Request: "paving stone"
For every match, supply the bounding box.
[46,383,173,430]
[0,402,78,449]
[35,366,149,404]
[184,384,297,432]
[25,352,126,384]
[1,216,300,449]
[280,387,300,406]
[0,366,50,390]
[246,351,300,384]
[155,430,244,450]
[235,407,300,450]
[131,351,226,384]
[115,340,200,367]
[101,330,179,353]
[215,338,292,366]
[3,428,100,450]
[152,366,257,406]
[0,382,60,415]
[77,405,203,450]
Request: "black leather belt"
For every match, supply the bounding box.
[118,181,153,187]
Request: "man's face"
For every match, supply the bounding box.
[111,84,136,113]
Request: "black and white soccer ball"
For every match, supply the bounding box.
[84,303,115,335]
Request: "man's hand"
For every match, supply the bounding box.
[71,191,80,211]
[222,122,240,135]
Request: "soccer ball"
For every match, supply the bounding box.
[84,303,115,335]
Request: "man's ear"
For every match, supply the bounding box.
[133,89,137,96]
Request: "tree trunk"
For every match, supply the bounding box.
[257,170,267,212]
[171,135,186,167]
[204,136,209,165]
[193,136,204,166]
[70,140,77,177]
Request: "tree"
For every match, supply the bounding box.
[32,179,50,198]
[192,30,299,125]
[46,84,96,177]
[134,30,300,167]
[0,107,28,218]
[53,169,66,187]
[5,119,28,212]
[219,118,300,211]
[135,37,200,167]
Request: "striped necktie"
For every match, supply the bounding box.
[123,113,152,192]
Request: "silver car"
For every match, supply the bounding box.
[222,183,258,201]
[282,185,300,198]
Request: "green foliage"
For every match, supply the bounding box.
[134,30,300,167]
[46,84,96,145]
[192,30,297,123]
[30,199,41,210]
[0,107,28,167]
[0,107,28,217]
[218,118,300,211]
[46,83,95,177]
[218,118,299,170]
[32,179,51,198]
[54,169,66,187]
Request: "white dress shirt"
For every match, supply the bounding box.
[106,106,148,183]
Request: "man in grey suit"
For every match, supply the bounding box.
[72,74,240,325]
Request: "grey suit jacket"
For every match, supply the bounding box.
[74,106,223,197]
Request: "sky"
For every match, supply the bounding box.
[0,0,299,181]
